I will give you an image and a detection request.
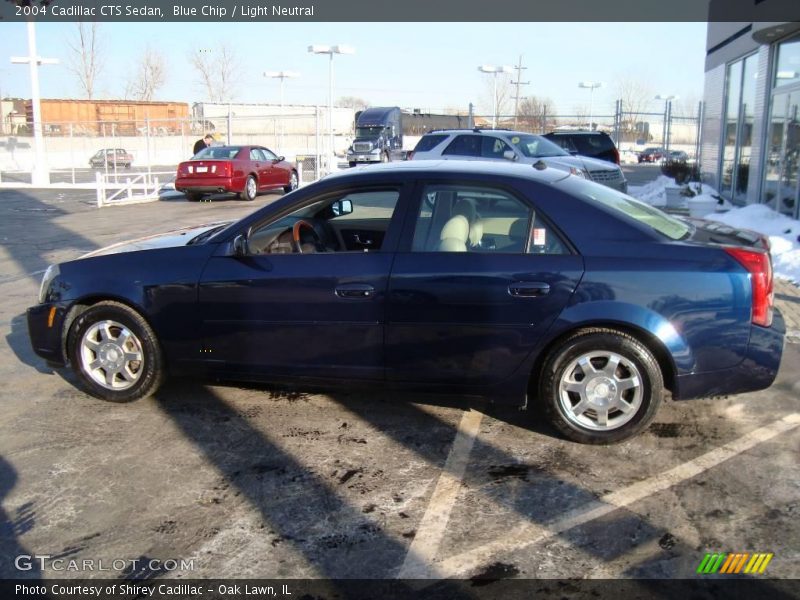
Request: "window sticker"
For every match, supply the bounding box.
[532,228,546,246]
[511,136,520,144]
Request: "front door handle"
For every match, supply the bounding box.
[508,281,550,297]
[335,283,375,299]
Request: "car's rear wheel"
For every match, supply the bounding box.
[539,328,663,444]
[283,170,298,193]
[242,175,257,201]
[67,301,164,402]
[186,192,203,202]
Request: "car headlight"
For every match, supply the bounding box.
[38,264,60,304]
[569,166,588,179]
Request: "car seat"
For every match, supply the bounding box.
[436,215,470,252]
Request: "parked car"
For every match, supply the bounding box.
[663,150,689,162]
[411,129,627,193]
[638,147,666,163]
[175,145,298,202]
[543,130,620,164]
[619,149,641,165]
[28,161,782,444]
[89,148,133,169]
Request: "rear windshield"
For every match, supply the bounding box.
[504,134,569,158]
[414,135,449,152]
[558,178,690,240]
[194,146,241,160]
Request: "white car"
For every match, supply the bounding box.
[411,129,627,192]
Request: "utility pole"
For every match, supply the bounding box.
[511,55,529,129]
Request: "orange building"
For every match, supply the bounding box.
[26,99,190,136]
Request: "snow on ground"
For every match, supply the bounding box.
[628,174,800,284]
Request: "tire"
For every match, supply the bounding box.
[283,170,299,193]
[538,328,663,444]
[67,301,165,402]
[242,175,257,201]
[186,192,203,202]
[349,161,357,168]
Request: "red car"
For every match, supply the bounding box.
[175,145,299,202]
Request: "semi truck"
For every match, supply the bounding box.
[347,107,472,166]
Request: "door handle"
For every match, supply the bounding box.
[508,281,550,297]
[335,283,375,299]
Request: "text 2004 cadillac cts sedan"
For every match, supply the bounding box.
[27,161,784,444]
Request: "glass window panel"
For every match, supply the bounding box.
[778,91,800,216]
[720,60,743,196]
[763,93,789,211]
[774,37,800,89]
[734,54,758,202]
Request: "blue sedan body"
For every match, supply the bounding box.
[27,161,784,414]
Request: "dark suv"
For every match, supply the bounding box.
[543,131,620,165]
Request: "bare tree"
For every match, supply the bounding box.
[125,46,166,101]
[189,44,240,103]
[65,23,103,99]
[517,96,557,133]
[337,96,370,111]
[616,76,654,142]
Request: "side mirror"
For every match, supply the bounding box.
[231,233,249,257]
[503,150,518,162]
[331,199,354,217]
[276,156,285,162]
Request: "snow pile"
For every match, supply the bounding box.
[628,175,672,207]
[708,204,800,284]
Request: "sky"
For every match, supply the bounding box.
[0,22,708,118]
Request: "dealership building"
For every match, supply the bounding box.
[701,13,799,219]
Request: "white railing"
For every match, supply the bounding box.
[96,171,173,207]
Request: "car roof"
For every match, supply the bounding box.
[545,130,610,136]
[325,159,571,184]
[423,128,541,136]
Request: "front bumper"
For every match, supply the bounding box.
[27,302,69,366]
[674,308,785,400]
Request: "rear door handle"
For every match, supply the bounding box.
[508,281,550,297]
[335,283,375,299]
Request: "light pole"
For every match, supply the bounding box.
[655,94,678,150]
[578,82,602,130]
[264,70,300,153]
[478,65,513,129]
[308,44,354,173]
[11,22,58,185]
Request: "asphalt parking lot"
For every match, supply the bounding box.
[0,182,799,585]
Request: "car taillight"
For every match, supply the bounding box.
[724,247,774,327]
[612,147,620,164]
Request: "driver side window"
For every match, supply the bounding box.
[247,189,401,255]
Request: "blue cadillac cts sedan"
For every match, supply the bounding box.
[27,161,784,444]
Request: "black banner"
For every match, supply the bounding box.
[2,579,799,600]
[1,0,800,23]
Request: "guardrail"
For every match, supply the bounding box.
[96,171,173,207]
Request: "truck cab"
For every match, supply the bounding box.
[347,107,404,166]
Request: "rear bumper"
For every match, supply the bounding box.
[175,176,237,193]
[27,302,69,366]
[674,309,785,400]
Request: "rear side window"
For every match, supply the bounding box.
[572,135,614,154]
[411,184,569,255]
[414,135,449,153]
[442,135,481,157]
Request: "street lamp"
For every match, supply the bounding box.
[478,65,513,129]
[578,81,602,130]
[308,44,354,173]
[264,70,300,153]
[11,22,59,185]
[655,94,678,150]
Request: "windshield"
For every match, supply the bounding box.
[507,134,570,158]
[355,126,385,138]
[558,178,691,240]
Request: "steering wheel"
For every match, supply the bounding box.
[292,219,324,253]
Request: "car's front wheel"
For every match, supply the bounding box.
[283,170,298,193]
[186,192,203,202]
[539,328,663,444]
[67,301,165,402]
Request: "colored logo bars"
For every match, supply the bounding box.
[697,552,774,575]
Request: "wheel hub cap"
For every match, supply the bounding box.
[79,319,144,391]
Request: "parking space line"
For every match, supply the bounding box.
[416,412,800,580]
[396,407,484,579]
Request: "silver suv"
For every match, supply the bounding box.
[410,129,627,192]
